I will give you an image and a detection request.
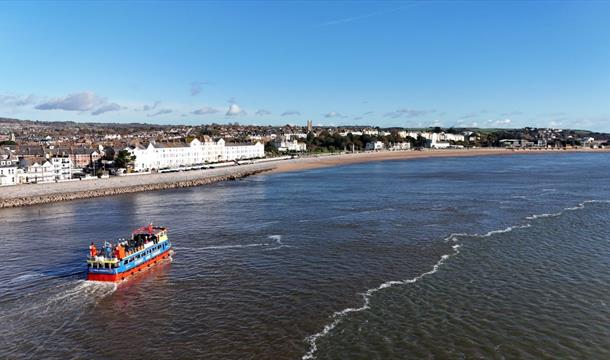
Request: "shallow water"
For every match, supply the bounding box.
[0,153,608,359]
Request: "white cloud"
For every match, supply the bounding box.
[35,91,106,111]
[192,106,220,115]
[495,118,512,125]
[226,103,245,116]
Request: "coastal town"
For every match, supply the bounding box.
[1,116,609,187]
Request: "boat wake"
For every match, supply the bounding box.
[263,235,292,251]
[175,235,288,252]
[0,280,117,325]
[301,199,607,359]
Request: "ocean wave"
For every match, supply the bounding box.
[302,243,461,360]
[301,199,608,359]
[526,212,562,220]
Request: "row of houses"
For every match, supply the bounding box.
[12,145,103,168]
[272,135,308,152]
[365,141,412,151]
[0,150,74,186]
[125,137,264,172]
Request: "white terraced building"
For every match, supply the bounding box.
[51,155,73,181]
[0,157,18,186]
[224,142,265,161]
[126,138,264,172]
[19,158,55,184]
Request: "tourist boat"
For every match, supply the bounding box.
[87,224,173,282]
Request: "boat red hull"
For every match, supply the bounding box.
[87,251,172,282]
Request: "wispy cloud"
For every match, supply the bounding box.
[255,109,272,116]
[316,4,416,27]
[35,91,126,116]
[500,111,523,117]
[0,94,36,107]
[488,118,512,126]
[36,91,105,112]
[459,110,488,119]
[190,81,208,96]
[281,110,301,116]
[147,109,173,117]
[191,106,219,115]
[92,103,122,116]
[325,111,347,118]
[136,100,161,112]
[384,108,434,119]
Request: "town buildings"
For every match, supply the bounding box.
[51,156,73,181]
[273,136,307,152]
[19,158,55,184]
[127,138,264,172]
[0,150,18,186]
[365,141,385,151]
[389,142,411,151]
[224,141,265,160]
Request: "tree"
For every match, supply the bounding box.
[264,142,279,156]
[115,150,135,168]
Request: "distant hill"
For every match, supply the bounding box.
[0,117,167,129]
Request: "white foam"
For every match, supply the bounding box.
[302,244,459,360]
[477,224,531,238]
[263,235,293,251]
[302,198,610,359]
[523,199,610,220]
[443,233,469,242]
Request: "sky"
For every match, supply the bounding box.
[1,1,609,131]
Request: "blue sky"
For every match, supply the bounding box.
[1,1,609,130]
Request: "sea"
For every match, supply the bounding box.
[0,152,608,359]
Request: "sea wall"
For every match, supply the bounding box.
[0,169,270,209]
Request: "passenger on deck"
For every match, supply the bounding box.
[89,243,97,257]
[104,242,113,258]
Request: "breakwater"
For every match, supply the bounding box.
[0,168,270,209]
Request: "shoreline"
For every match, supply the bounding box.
[1,148,608,208]
[267,147,610,174]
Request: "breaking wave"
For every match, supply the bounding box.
[301,199,605,359]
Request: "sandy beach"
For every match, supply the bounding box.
[0,147,607,208]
